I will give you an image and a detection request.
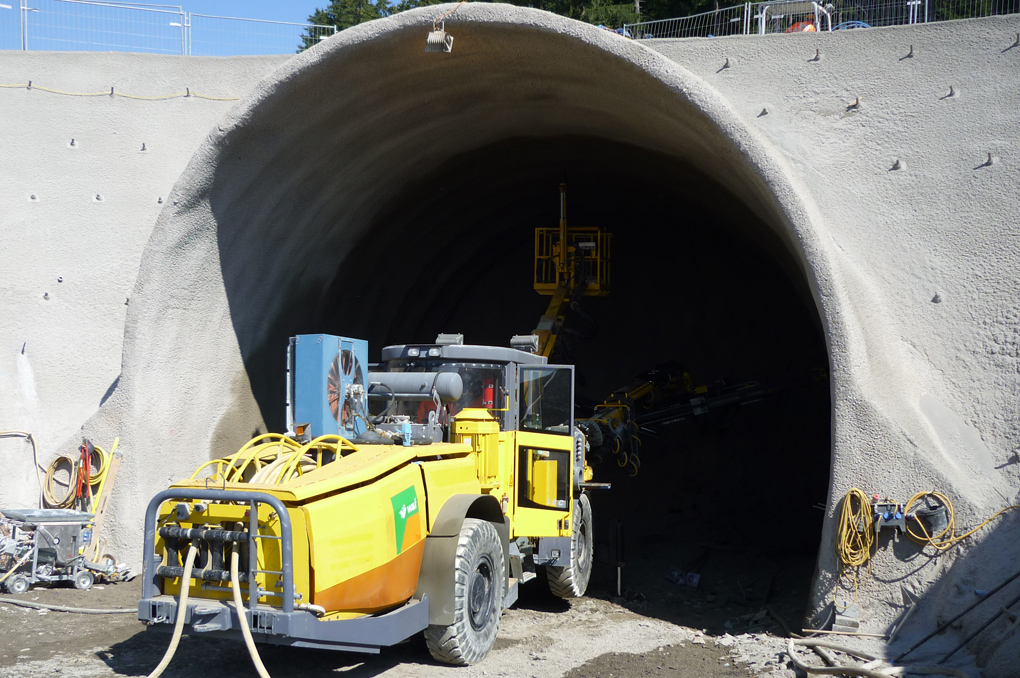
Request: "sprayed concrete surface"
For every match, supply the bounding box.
[0,51,287,507]
[0,6,1018,675]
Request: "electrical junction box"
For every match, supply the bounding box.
[289,334,368,440]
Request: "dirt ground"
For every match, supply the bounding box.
[0,542,814,678]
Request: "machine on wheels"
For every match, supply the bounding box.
[0,508,104,593]
[139,334,598,666]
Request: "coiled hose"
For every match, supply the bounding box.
[904,491,1019,551]
[834,488,874,608]
[42,442,111,508]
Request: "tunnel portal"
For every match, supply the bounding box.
[157,8,832,626]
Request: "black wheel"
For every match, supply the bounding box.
[5,574,30,595]
[425,518,504,665]
[73,570,94,591]
[547,492,593,598]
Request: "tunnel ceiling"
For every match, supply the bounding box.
[196,12,825,420]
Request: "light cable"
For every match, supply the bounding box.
[0,83,238,100]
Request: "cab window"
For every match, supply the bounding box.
[519,366,572,435]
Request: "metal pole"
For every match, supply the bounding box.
[894,565,1020,662]
[20,0,26,51]
[941,589,1020,663]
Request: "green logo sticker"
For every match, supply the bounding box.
[390,486,420,554]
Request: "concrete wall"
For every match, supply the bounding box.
[0,52,287,506]
[0,7,1017,671]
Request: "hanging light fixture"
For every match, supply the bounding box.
[425,20,453,53]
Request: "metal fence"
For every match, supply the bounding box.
[0,0,337,55]
[625,0,1019,38]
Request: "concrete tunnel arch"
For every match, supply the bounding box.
[113,4,842,619]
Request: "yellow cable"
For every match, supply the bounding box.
[834,488,874,610]
[0,83,239,101]
[278,435,348,484]
[223,434,301,483]
[904,491,1019,551]
[86,444,111,487]
[832,488,1018,612]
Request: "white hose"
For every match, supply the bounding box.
[231,544,272,678]
[147,544,198,678]
[0,598,134,614]
[787,639,970,678]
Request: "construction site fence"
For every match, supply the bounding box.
[0,0,338,56]
[624,0,1019,39]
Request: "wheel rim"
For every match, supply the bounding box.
[11,576,28,594]
[468,556,494,631]
[577,521,589,566]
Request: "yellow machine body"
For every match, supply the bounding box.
[155,407,579,623]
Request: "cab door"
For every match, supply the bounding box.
[513,365,574,537]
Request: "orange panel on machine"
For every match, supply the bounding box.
[313,539,426,613]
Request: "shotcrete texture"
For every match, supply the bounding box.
[1,5,1018,672]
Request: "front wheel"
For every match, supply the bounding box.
[425,518,504,665]
[546,492,593,598]
[73,570,94,591]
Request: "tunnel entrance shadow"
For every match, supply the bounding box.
[204,16,832,637]
[212,135,830,636]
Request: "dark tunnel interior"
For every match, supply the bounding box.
[241,134,831,628]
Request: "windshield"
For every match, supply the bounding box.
[381,360,506,425]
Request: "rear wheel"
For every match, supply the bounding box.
[547,492,593,598]
[425,518,504,665]
[5,574,30,595]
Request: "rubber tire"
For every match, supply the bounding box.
[5,574,29,595]
[546,493,594,598]
[73,569,94,591]
[424,518,504,666]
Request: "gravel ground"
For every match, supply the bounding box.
[0,516,831,678]
[0,574,777,678]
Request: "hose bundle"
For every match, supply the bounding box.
[835,488,874,607]
[190,433,358,486]
[43,441,112,509]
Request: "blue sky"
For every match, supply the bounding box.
[0,1,340,55]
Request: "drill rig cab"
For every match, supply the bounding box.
[139,333,594,666]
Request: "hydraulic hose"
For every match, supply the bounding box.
[231,544,272,678]
[0,598,135,613]
[0,431,44,508]
[146,544,198,678]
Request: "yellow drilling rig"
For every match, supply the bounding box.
[139,183,819,673]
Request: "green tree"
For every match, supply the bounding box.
[299,0,392,51]
[300,0,657,51]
